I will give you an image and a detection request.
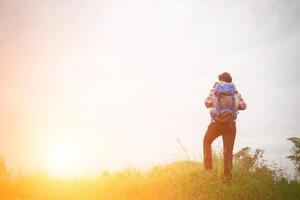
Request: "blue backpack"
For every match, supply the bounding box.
[211,83,237,123]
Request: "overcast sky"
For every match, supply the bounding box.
[1,0,300,176]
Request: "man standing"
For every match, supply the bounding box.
[203,72,247,181]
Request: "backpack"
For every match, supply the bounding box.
[211,83,237,123]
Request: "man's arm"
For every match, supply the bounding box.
[237,92,247,110]
[204,88,214,108]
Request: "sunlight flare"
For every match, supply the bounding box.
[44,139,86,178]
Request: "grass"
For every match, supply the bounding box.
[0,148,299,200]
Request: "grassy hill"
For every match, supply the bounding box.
[0,147,299,200]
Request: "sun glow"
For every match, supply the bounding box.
[44,139,86,178]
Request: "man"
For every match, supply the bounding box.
[203,72,247,181]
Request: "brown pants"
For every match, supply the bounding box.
[203,121,236,179]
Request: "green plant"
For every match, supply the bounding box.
[287,137,300,178]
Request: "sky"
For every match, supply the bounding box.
[0,0,300,177]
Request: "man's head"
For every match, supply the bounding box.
[218,72,232,83]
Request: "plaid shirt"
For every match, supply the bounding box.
[204,83,247,111]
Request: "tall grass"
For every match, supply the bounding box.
[0,148,299,200]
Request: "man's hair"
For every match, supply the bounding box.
[218,72,232,83]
